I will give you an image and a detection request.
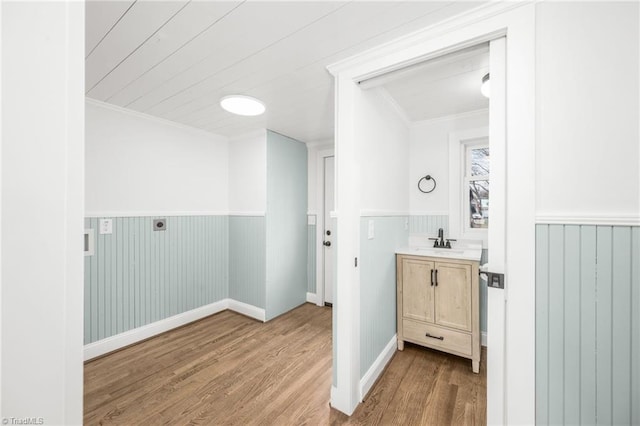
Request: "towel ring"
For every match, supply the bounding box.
[418,175,437,194]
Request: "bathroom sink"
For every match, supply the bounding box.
[396,242,482,262]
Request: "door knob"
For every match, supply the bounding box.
[323,241,331,247]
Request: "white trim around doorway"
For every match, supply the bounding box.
[315,148,335,307]
[327,2,536,423]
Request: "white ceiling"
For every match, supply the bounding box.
[85,1,485,143]
[378,44,489,122]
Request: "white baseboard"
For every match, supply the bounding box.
[359,334,397,401]
[228,299,266,322]
[84,298,265,361]
[330,385,339,409]
[482,331,487,347]
[84,300,228,361]
[306,292,318,304]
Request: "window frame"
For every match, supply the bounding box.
[464,143,490,234]
[448,127,489,248]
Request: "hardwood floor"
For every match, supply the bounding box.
[84,303,485,425]
[331,344,487,426]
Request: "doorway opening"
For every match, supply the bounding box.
[359,40,491,415]
[323,155,335,306]
[327,9,537,417]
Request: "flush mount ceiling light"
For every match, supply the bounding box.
[480,73,490,98]
[220,95,265,116]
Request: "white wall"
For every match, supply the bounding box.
[536,2,639,219]
[357,88,410,212]
[85,100,229,215]
[409,110,489,214]
[1,2,84,423]
[228,130,267,214]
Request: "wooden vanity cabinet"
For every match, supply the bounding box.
[396,254,480,373]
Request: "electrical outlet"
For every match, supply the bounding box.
[99,219,112,235]
[154,219,167,231]
[368,219,375,239]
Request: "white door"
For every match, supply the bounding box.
[323,156,335,304]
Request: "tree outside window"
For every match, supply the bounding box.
[467,146,489,229]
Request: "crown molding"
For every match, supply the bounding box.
[411,108,489,127]
[86,97,226,140]
[376,87,411,126]
[228,128,267,142]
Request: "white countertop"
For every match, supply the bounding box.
[396,237,483,262]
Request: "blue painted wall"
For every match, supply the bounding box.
[229,216,266,308]
[83,216,229,344]
[359,216,409,377]
[409,214,449,235]
[536,224,640,425]
[265,130,308,320]
[85,131,311,341]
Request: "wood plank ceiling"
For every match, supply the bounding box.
[86,1,483,143]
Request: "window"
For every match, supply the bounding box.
[448,127,489,248]
[466,145,489,230]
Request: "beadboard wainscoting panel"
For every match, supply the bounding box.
[83,216,229,344]
[536,224,640,425]
[308,223,317,294]
[359,216,408,378]
[632,226,640,426]
[409,214,449,235]
[229,216,266,309]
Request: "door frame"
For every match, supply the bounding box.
[315,148,335,306]
[327,3,536,422]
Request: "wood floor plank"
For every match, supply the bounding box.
[84,304,486,425]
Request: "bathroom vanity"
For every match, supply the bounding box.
[395,241,481,373]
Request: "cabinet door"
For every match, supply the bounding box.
[434,262,471,331]
[402,258,435,323]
